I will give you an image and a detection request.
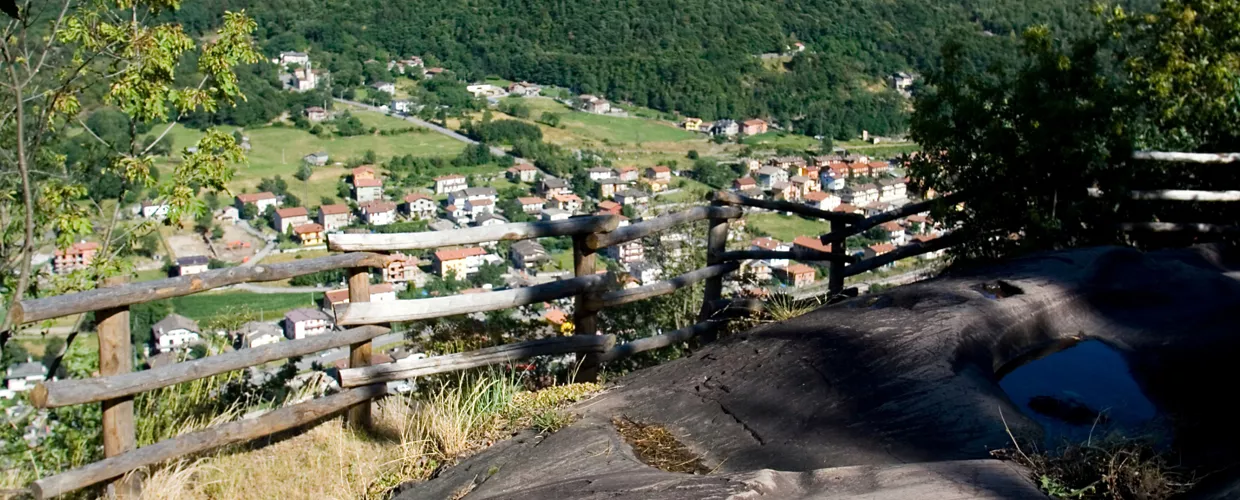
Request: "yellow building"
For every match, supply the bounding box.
[293,223,325,246]
[682,117,703,131]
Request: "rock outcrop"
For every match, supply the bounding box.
[398,245,1240,499]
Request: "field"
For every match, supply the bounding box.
[743,130,820,151]
[504,97,700,145]
[168,291,323,321]
[746,213,833,241]
[162,108,468,205]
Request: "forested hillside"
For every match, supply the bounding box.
[170,0,1153,138]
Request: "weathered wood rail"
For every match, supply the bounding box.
[20,150,1223,498]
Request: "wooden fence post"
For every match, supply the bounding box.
[571,234,600,383]
[97,277,139,498]
[829,222,847,296]
[345,267,373,430]
[698,202,730,341]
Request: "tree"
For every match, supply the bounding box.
[471,262,507,288]
[538,112,561,127]
[0,2,261,346]
[240,202,259,220]
[295,163,313,181]
[687,150,699,160]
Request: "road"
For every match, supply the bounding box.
[236,220,276,268]
[232,283,330,294]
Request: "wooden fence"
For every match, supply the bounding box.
[18,150,1225,498]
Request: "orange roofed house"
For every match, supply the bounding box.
[776,263,816,287]
[275,207,309,232]
[741,119,768,136]
[317,204,352,232]
[293,223,325,246]
[433,246,488,278]
[53,241,99,274]
[352,165,377,181]
[235,191,279,214]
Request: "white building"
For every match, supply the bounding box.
[141,201,170,219]
[234,321,283,349]
[361,201,398,226]
[177,255,210,276]
[4,360,47,393]
[283,308,331,339]
[434,174,468,194]
[370,82,396,94]
[151,314,201,353]
[277,51,310,67]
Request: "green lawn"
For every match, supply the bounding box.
[747,213,833,242]
[506,97,699,145]
[743,130,819,150]
[168,291,323,321]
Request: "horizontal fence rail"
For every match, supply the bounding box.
[30,326,389,409]
[337,335,616,387]
[585,205,742,250]
[328,215,620,251]
[716,248,858,264]
[14,252,390,325]
[1131,151,1240,164]
[598,263,740,309]
[334,273,613,326]
[31,383,389,500]
[709,190,864,224]
[820,192,966,245]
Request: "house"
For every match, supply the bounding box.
[587,167,615,181]
[305,106,329,122]
[776,264,816,287]
[215,206,239,224]
[771,181,797,201]
[757,166,788,189]
[278,51,310,67]
[474,213,508,228]
[751,237,790,268]
[433,246,488,278]
[864,201,894,217]
[614,189,650,207]
[803,191,841,211]
[596,200,622,215]
[791,175,820,194]
[543,308,568,327]
[510,240,548,269]
[353,178,383,203]
[682,117,703,131]
[283,308,330,340]
[517,197,546,214]
[864,243,896,263]
[642,177,669,193]
[464,198,496,220]
[275,207,310,232]
[292,66,317,91]
[741,119,768,136]
[742,259,773,282]
[235,192,279,214]
[578,94,611,114]
[434,174,468,194]
[176,255,209,276]
[4,360,47,392]
[869,160,893,176]
[234,322,283,349]
[605,237,645,264]
[793,235,832,256]
[360,201,398,226]
[645,166,672,182]
[709,119,739,137]
[739,187,767,200]
[303,151,329,166]
[444,204,465,222]
[507,81,542,97]
[382,253,427,287]
[880,221,908,245]
[840,183,880,206]
[293,223,325,245]
[152,314,200,353]
[540,177,570,198]
[353,165,377,182]
[448,187,498,207]
[891,72,915,95]
[878,178,907,202]
[53,241,99,274]
[733,177,757,190]
[910,234,946,259]
[423,67,445,77]
[403,193,436,219]
[771,156,808,172]
[552,194,582,212]
[506,162,538,183]
[466,84,507,98]
[369,283,398,302]
[597,178,627,199]
[540,208,571,221]
[820,167,848,191]
[370,82,396,94]
[616,166,639,182]
[318,204,352,232]
[392,100,414,113]
[833,203,864,215]
[140,201,170,219]
[627,262,663,285]
[848,161,872,178]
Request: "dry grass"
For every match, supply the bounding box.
[612,417,710,475]
[134,380,603,499]
[993,419,1196,499]
[764,293,823,322]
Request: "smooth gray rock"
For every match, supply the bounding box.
[397,245,1240,499]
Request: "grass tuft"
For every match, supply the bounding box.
[612,416,710,475]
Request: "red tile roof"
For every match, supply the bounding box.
[434,174,465,181]
[354,178,382,188]
[404,193,433,203]
[293,223,324,234]
[793,236,832,253]
[236,192,276,203]
[319,204,350,215]
[784,263,815,276]
[518,197,546,206]
[869,243,896,254]
[276,207,308,218]
[362,201,397,213]
[751,237,782,250]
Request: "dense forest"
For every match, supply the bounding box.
[168,0,1154,138]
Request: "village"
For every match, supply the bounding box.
[7,50,935,398]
